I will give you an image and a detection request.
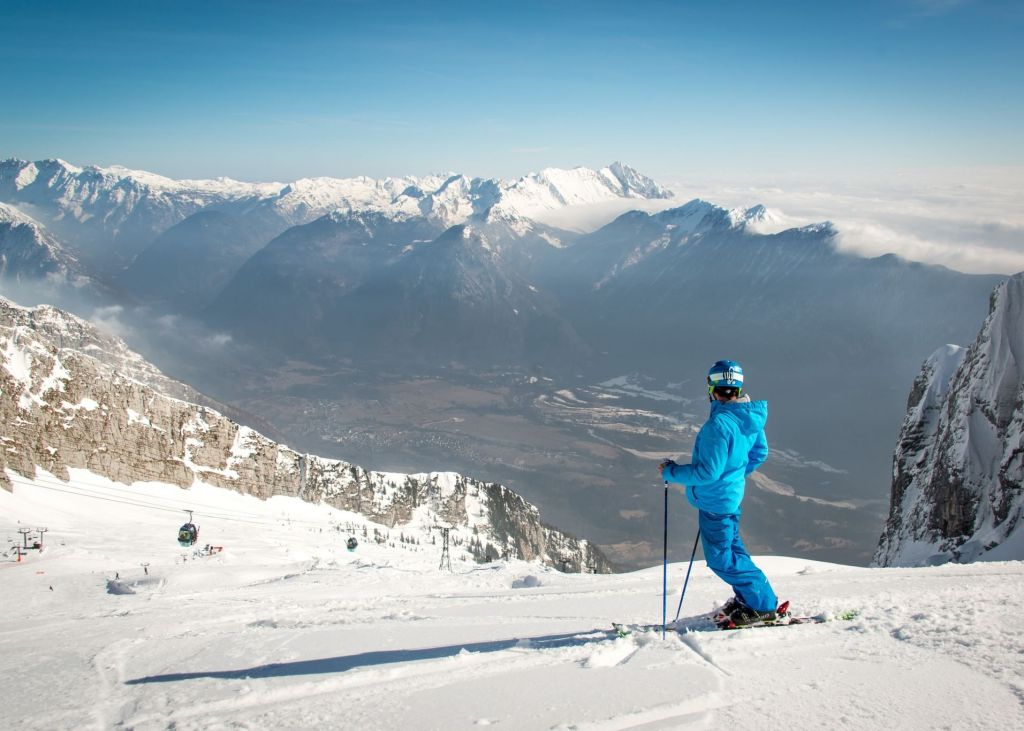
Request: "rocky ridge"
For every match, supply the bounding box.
[875,274,1024,566]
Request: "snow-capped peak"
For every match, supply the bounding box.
[647,199,823,238]
[653,198,728,232]
[740,204,771,224]
[723,203,788,231]
[39,158,83,174]
[491,163,673,222]
[605,161,673,199]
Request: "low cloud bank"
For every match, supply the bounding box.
[535,167,1024,275]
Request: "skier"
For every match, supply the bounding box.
[659,359,778,627]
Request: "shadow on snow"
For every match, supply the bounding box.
[124,629,619,685]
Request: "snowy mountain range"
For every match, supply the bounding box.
[0,157,671,274]
[0,159,261,271]
[876,273,1024,566]
[0,296,609,572]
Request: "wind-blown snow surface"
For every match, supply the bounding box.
[2,470,1022,730]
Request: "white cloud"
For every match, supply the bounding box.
[528,165,1024,274]
[530,197,679,232]
[203,333,232,348]
[89,305,133,340]
[529,166,1024,274]
[148,311,233,352]
[663,167,1024,275]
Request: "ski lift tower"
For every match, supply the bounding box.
[437,525,452,572]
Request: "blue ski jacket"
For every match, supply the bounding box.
[662,398,768,515]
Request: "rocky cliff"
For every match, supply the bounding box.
[0,296,611,572]
[875,274,1023,566]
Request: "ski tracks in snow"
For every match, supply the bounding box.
[90,637,145,729]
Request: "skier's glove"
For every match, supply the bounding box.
[659,459,677,477]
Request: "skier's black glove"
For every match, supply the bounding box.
[659,459,677,474]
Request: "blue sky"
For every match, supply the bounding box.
[2,0,1022,182]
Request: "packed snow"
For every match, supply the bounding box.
[2,468,1022,729]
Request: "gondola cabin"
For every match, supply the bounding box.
[177,523,198,547]
[177,510,199,547]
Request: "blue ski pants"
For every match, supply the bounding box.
[698,510,777,612]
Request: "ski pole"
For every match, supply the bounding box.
[662,480,669,639]
[673,528,701,623]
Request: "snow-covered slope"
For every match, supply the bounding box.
[2,470,1022,729]
[0,296,608,572]
[876,273,1024,566]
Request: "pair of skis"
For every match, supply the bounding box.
[613,601,859,637]
[712,600,859,630]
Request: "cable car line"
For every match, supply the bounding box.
[15,471,282,520]
[6,474,358,530]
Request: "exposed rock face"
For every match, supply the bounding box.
[875,274,1024,566]
[0,297,610,572]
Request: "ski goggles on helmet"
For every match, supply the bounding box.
[707,366,743,399]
